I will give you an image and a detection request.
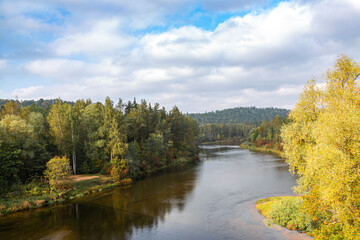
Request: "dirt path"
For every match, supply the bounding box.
[67,175,99,182]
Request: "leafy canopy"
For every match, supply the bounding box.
[281,55,360,239]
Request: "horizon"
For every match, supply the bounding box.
[1,0,360,112]
[0,97,291,114]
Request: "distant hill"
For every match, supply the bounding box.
[188,107,289,124]
[0,99,75,109]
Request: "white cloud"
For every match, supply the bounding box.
[3,0,360,112]
[138,2,313,68]
[25,59,125,80]
[51,19,135,57]
[11,86,45,99]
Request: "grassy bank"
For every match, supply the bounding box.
[0,175,131,217]
[256,196,313,236]
[0,156,199,217]
[240,143,283,157]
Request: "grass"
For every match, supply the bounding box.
[0,175,131,217]
[256,196,312,233]
[255,196,298,219]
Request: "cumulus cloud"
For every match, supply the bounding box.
[138,1,314,68]
[3,0,360,112]
[51,19,135,57]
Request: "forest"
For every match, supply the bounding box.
[188,106,289,124]
[198,123,257,142]
[243,115,285,152]
[0,97,199,193]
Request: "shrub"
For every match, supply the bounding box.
[268,197,310,230]
[44,156,72,192]
[110,157,129,182]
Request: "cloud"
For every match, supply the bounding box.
[51,19,135,57]
[2,0,360,113]
[136,1,315,69]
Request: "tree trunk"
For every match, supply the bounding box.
[73,152,76,175]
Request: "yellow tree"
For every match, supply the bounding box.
[281,55,360,239]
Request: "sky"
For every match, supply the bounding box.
[1,0,360,113]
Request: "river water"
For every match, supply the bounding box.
[0,145,311,240]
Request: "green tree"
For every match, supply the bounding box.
[44,156,72,192]
[0,115,28,191]
[0,100,21,119]
[47,99,72,157]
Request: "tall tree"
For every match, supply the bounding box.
[47,99,72,157]
[70,99,87,174]
[281,55,360,239]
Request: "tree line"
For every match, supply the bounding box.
[188,106,289,124]
[198,123,257,142]
[0,97,199,193]
[247,114,285,151]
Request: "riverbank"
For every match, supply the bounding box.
[0,175,131,217]
[240,142,283,157]
[0,156,199,217]
[255,196,312,235]
[200,137,246,145]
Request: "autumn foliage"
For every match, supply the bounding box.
[281,55,360,239]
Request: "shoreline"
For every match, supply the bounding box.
[247,147,312,239]
[255,196,312,238]
[0,176,131,218]
[240,143,283,157]
[0,156,199,218]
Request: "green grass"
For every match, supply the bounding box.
[256,196,311,233]
[256,196,295,218]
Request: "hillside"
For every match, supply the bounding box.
[0,99,75,109]
[188,107,289,124]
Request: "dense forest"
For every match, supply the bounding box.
[198,123,257,142]
[0,98,75,109]
[188,107,289,124]
[0,97,199,193]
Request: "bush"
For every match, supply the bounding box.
[110,157,129,182]
[44,156,73,192]
[268,197,310,230]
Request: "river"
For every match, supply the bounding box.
[0,145,312,240]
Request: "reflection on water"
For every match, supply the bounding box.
[0,146,311,240]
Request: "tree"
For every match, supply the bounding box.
[69,99,87,175]
[47,99,72,157]
[281,55,360,239]
[0,100,21,119]
[0,115,28,191]
[82,102,106,173]
[44,156,72,192]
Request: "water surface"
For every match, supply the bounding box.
[0,145,311,240]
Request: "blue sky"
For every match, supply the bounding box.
[1,0,360,112]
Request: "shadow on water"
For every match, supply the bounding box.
[0,165,199,240]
